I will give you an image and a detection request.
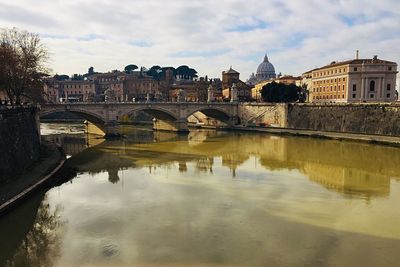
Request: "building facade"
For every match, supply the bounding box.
[222,67,252,101]
[124,74,161,101]
[306,56,398,103]
[44,79,96,103]
[169,79,209,102]
[44,70,162,103]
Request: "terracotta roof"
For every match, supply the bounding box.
[278,75,301,80]
[307,58,396,73]
[224,67,240,74]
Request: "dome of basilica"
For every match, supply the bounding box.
[256,54,276,80]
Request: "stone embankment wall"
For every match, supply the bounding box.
[287,103,400,136]
[0,107,41,179]
[238,103,288,127]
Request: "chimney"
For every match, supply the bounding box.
[356,50,359,59]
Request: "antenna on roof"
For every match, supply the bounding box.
[356,50,359,59]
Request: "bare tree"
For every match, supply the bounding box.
[0,28,49,105]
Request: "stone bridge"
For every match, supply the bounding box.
[40,102,241,137]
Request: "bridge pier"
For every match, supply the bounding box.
[227,116,240,127]
[104,120,121,138]
[152,118,189,134]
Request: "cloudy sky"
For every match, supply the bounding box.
[1,0,399,83]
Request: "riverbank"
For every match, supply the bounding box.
[231,125,400,147]
[0,141,65,215]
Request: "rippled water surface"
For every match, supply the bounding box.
[1,123,400,267]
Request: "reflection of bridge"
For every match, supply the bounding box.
[40,102,240,137]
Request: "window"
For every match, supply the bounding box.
[370,94,374,98]
[387,93,391,98]
[354,67,357,71]
[342,94,344,98]
[389,67,392,71]
[353,84,356,91]
[387,84,391,90]
[370,80,375,91]
[352,94,356,98]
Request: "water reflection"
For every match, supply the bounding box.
[2,124,400,266]
[53,126,399,199]
[0,193,63,267]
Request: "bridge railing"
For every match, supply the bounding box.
[42,101,239,105]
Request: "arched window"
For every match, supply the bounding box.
[370,80,375,91]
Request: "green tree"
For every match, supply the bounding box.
[124,64,138,73]
[260,81,301,102]
[0,28,49,104]
[53,74,69,81]
[176,65,198,80]
[147,65,162,80]
[71,74,83,80]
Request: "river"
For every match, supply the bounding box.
[1,123,400,267]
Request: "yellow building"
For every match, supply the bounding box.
[306,55,398,103]
[252,75,302,101]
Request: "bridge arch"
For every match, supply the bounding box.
[186,107,235,125]
[40,109,107,134]
[121,107,179,121]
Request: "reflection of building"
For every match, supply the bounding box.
[304,163,390,197]
[222,67,252,101]
[305,53,398,103]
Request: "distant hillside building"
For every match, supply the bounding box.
[44,79,96,103]
[169,78,209,102]
[305,54,398,103]
[44,70,162,103]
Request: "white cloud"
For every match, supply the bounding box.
[1,0,399,86]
